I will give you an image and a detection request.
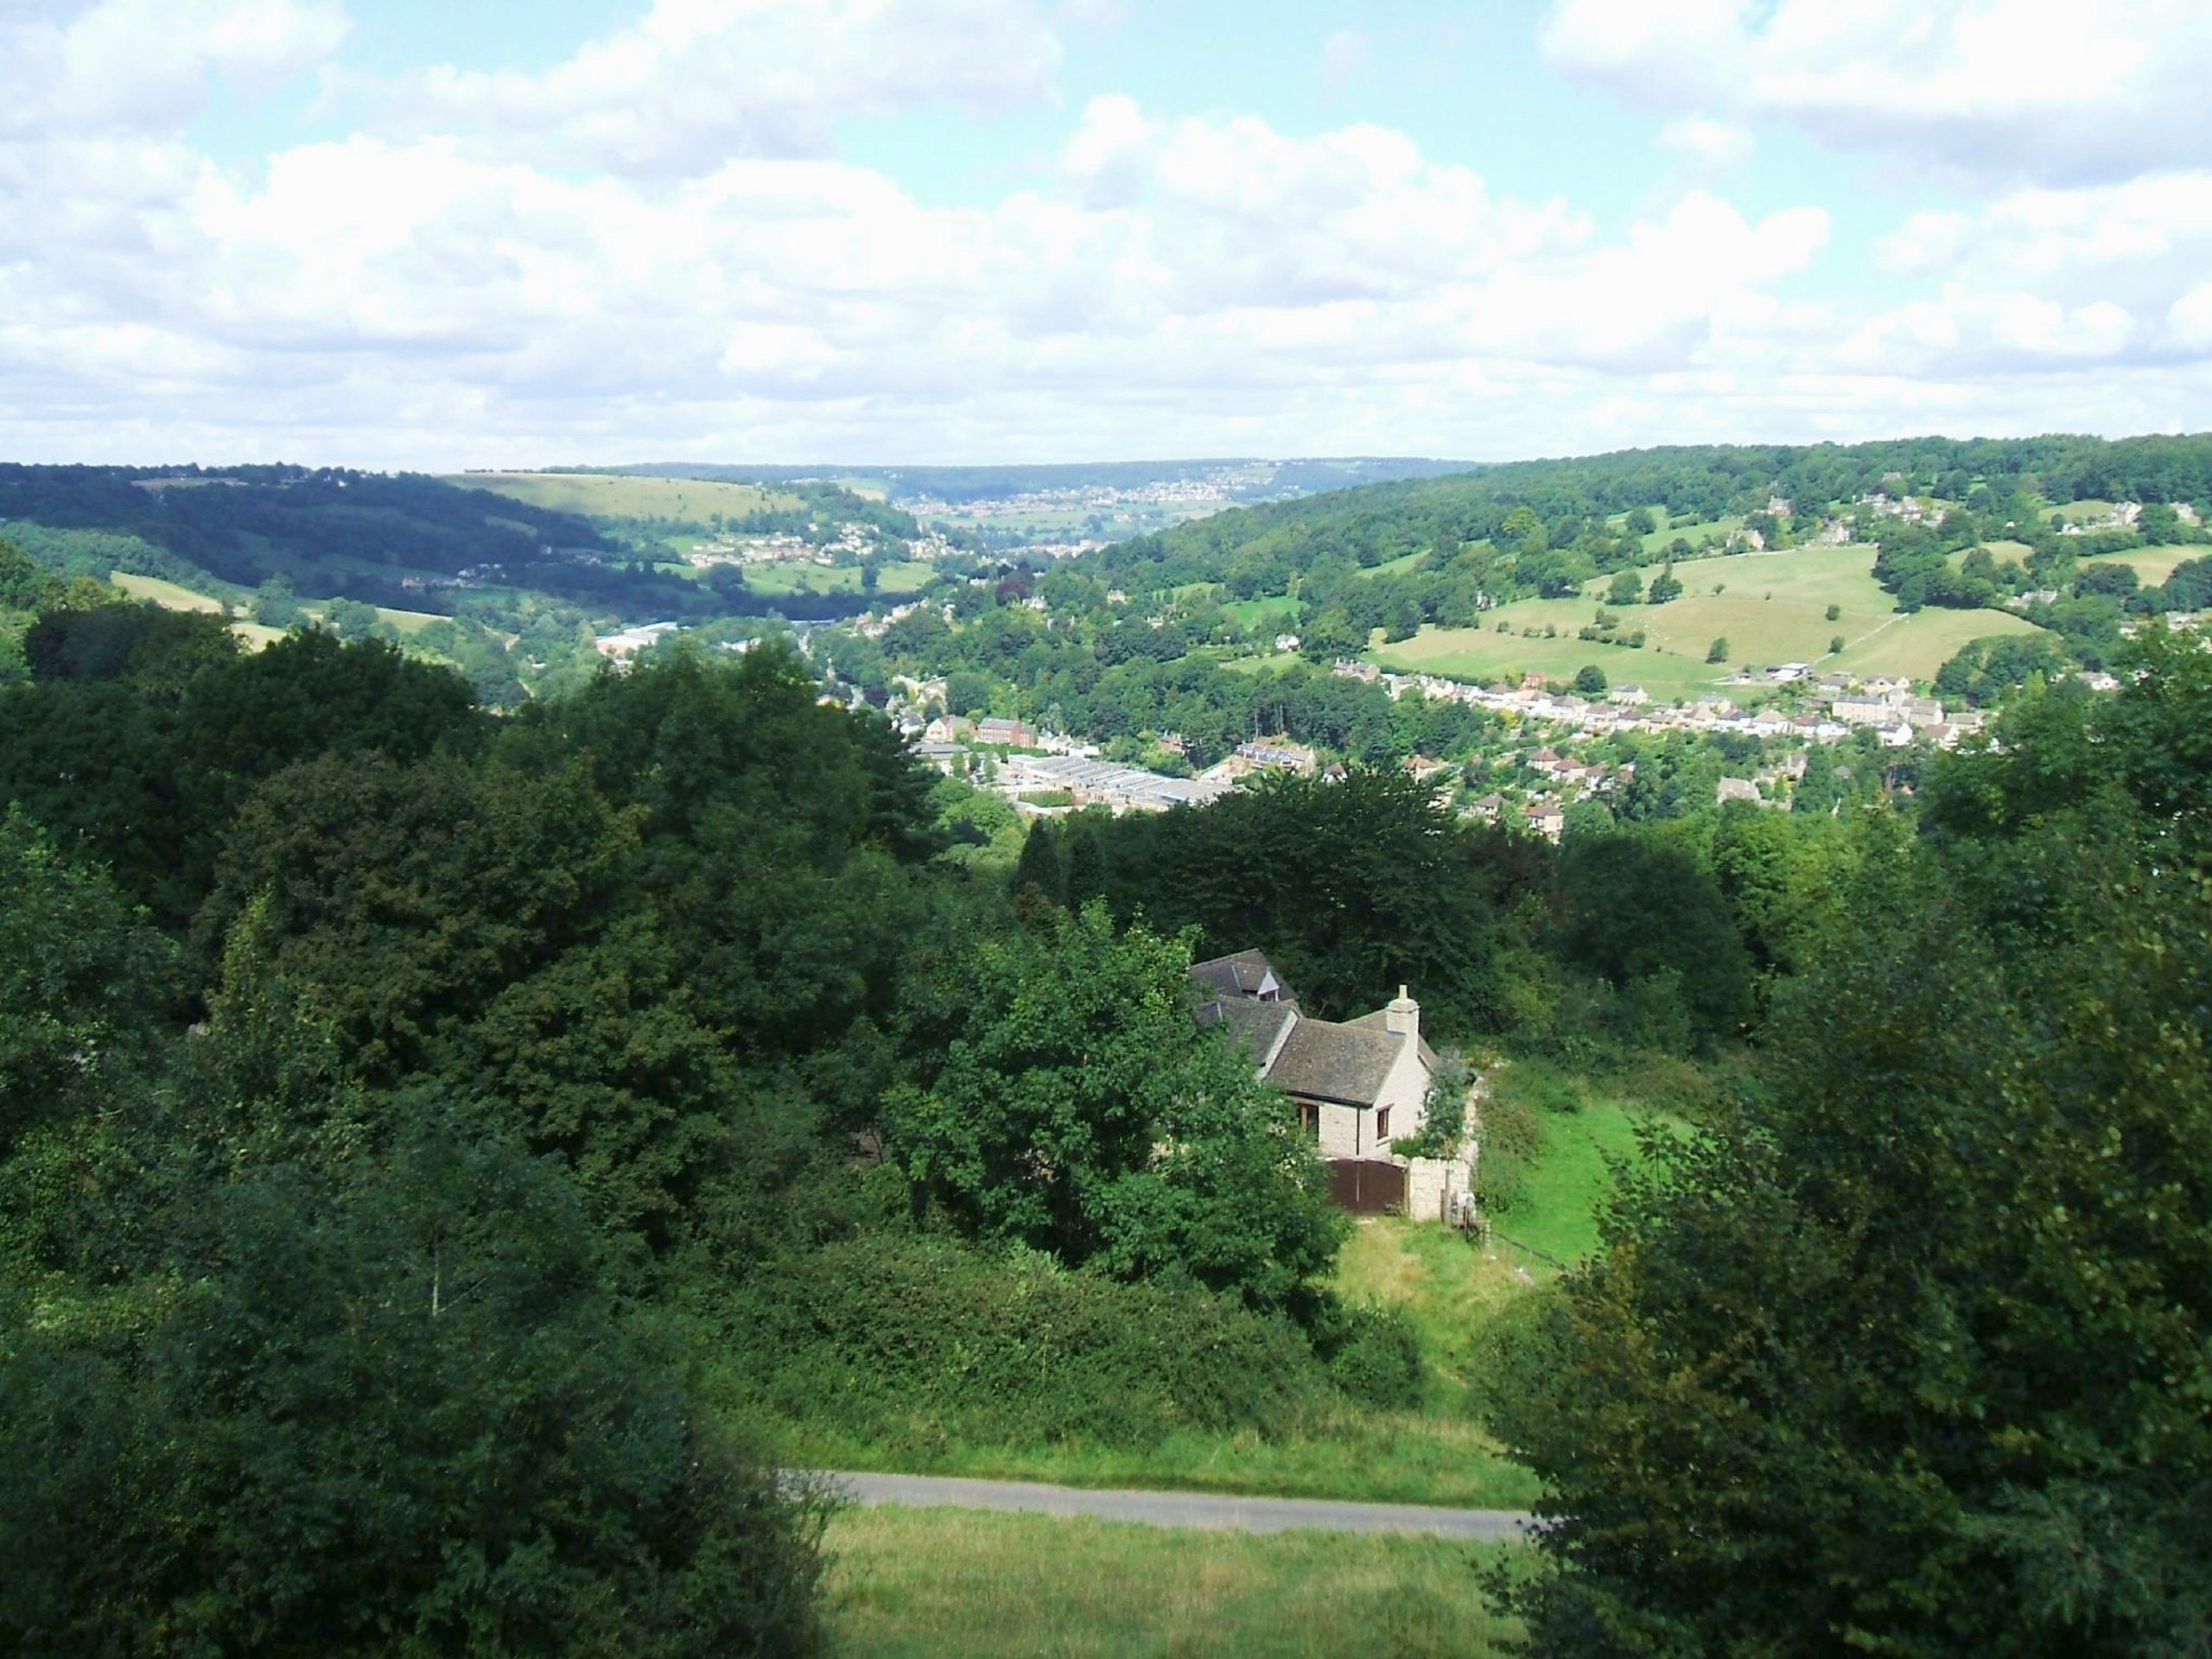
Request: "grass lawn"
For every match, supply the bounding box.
[1376,543,2052,694]
[1498,1098,1647,1267]
[448,471,799,521]
[823,1507,1519,1659]
[1332,1088,1653,1407]
[1335,1221,1533,1415]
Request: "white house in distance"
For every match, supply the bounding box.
[1190,949,1473,1221]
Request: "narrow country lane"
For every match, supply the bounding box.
[817,1472,1536,1540]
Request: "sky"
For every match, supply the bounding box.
[3,0,2211,468]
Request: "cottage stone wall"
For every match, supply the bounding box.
[1405,1152,1474,1224]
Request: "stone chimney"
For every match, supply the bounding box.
[1384,985,1420,1041]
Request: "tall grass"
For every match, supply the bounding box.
[824,1507,1523,1659]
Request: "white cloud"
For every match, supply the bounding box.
[385,0,1065,178]
[3,12,2207,471]
[1541,0,2212,188]
[1860,174,2212,372]
[1657,114,1751,168]
[0,0,347,137]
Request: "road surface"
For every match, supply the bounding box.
[817,1471,1535,1540]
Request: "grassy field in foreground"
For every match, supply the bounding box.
[824,1507,1519,1659]
[1376,543,2051,694]
[449,471,799,521]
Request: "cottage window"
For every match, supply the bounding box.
[1376,1108,1390,1141]
[1298,1102,1319,1138]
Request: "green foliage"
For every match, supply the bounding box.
[722,1235,1329,1449]
[1394,1048,1475,1160]
[1479,641,2212,1657]
[1086,766,1550,1038]
[1553,830,1754,1050]
[1705,635,1729,663]
[1013,817,1066,909]
[1310,1300,1425,1410]
[1934,631,2074,708]
[1573,664,1608,696]
[887,906,1345,1314]
[0,1111,829,1658]
[0,811,176,1157]
[251,574,304,627]
[0,536,60,610]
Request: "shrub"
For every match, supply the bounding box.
[721,1237,1330,1450]
[1313,1301,1425,1410]
[1707,636,1731,664]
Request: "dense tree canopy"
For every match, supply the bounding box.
[1481,629,2212,1656]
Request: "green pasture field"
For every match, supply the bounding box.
[111,566,473,652]
[1355,550,1430,579]
[229,621,288,652]
[2041,499,2116,524]
[2082,543,2204,584]
[824,1508,1518,1659]
[1376,543,2051,695]
[1376,624,1724,702]
[302,600,449,636]
[737,559,935,596]
[1224,594,1302,631]
[1641,514,1742,556]
[111,572,228,613]
[1833,607,2046,678]
[448,471,800,521]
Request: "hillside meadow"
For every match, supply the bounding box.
[450,469,801,520]
[2085,543,2205,585]
[1375,542,2050,696]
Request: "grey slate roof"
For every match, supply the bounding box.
[1189,949,1294,1004]
[1265,1019,1408,1108]
[1194,995,1300,1066]
[1346,1007,1440,1072]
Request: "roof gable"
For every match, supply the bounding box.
[1189,949,1294,1004]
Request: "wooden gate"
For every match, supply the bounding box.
[1328,1159,1407,1215]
